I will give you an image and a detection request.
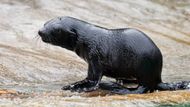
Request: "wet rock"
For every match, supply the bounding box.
[0,0,190,106]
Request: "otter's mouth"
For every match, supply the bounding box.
[41,36,51,43]
[38,29,52,43]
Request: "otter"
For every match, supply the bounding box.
[38,16,190,94]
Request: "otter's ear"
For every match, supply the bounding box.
[68,29,78,48]
[68,29,78,38]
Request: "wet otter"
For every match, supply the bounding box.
[38,16,190,94]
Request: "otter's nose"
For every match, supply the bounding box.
[38,29,45,37]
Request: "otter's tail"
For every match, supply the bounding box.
[156,81,190,91]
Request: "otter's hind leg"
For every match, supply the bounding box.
[116,79,138,85]
[111,85,149,94]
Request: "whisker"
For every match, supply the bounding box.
[34,34,39,39]
[33,34,40,41]
[33,34,43,48]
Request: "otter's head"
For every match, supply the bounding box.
[38,17,77,50]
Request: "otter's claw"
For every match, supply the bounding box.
[62,85,72,90]
[62,79,98,92]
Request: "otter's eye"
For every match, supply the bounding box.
[57,29,62,34]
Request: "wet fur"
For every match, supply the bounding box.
[38,16,190,94]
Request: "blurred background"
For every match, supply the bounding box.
[0,0,190,106]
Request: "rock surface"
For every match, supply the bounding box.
[0,0,190,106]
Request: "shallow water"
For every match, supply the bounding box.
[0,0,190,106]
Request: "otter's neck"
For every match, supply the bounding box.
[64,17,108,60]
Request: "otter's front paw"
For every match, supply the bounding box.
[62,79,98,92]
[61,85,72,90]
